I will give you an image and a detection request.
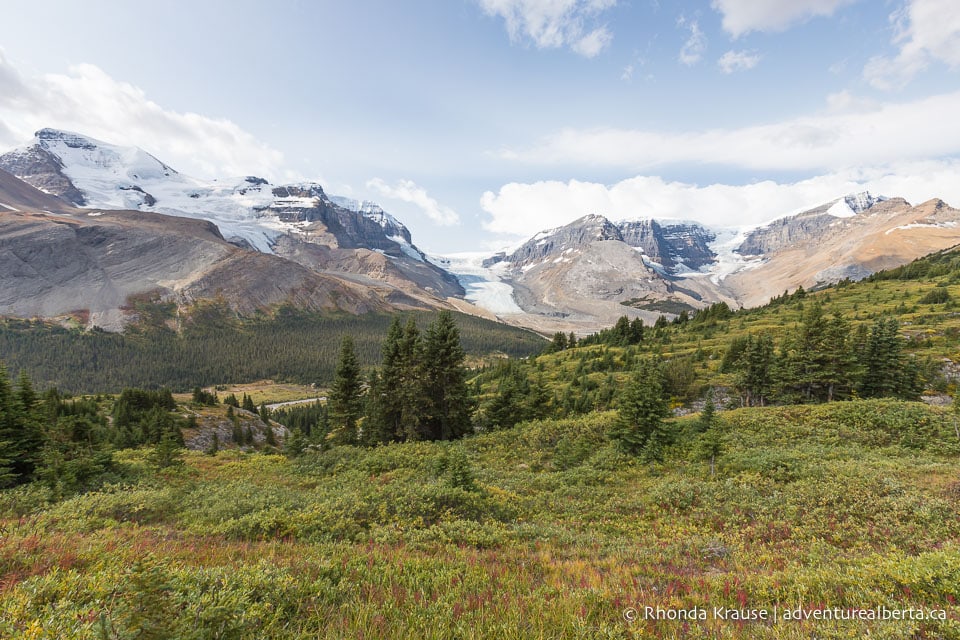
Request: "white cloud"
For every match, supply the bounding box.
[0,51,285,180]
[825,90,880,113]
[499,90,960,172]
[480,160,960,238]
[367,178,460,226]
[718,49,761,73]
[864,0,960,89]
[478,0,616,57]
[712,0,857,37]
[621,64,634,81]
[678,18,706,65]
[571,27,614,58]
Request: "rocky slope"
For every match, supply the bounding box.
[473,192,960,333]
[0,169,415,330]
[0,129,462,304]
[480,214,728,333]
[724,194,960,307]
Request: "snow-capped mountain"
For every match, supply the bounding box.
[458,192,960,332]
[0,169,399,330]
[469,214,728,333]
[724,193,960,307]
[0,129,462,301]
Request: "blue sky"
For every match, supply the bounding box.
[1,0,960,252]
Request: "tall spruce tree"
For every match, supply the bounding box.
[421,311,472,440]
[0,439,15,488]
[328,335,364,445]
[608,359,670,460]
[735,333,775,407]
[859,317,904,398]
[0,365,44,484]
[396,317,427,441]
[364,317,407,444]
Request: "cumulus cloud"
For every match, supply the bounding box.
[864,0,960,89]
[478,0,616,57]
[0,51,285,180]
[678,17,707,65]
[367,178,461,226]
[712,0,857,37]
[480,160,960,238]
[499,90,960,172]
[718,49,761,73]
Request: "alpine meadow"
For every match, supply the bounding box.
[3,1,960,638]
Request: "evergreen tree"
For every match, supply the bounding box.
[284,428,307,457]
[608,359,670,460]
[242,393,256,413]
[696,389,718,434]
[363,317,406,444]
[0,365,45,484]
[859,317,904,398]
[328,335,364,445]
[734,334,775,407]
[149,429,184,469]
[396,317,427,441]
[205,433,219,456]
[612,315,632,346]
[696,420,724,478]
[421,311,472,440]
[548,332,568,353]
[264,422,277,447]
[485,365,529,430]
[0,439,16,488]
[629,318,644,344]
[525,374,552,420]
[445,446,477,491]
[231,413,243,444]
[820,314,856,401]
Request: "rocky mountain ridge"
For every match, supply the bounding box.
[4,129,960,335]
[0,167,415,330]
[0,129,462,303]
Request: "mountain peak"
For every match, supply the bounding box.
[825,191,888,218]
[35,128,98,150]
[843,191,887,214]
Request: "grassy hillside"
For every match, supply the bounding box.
[470,246,960,419]
[0,303,546,394]
[1,399,958,638]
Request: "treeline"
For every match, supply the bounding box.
[574,303,736,350]
[0,304,545,393]
[322,311,473,447]
[865,246,960,283]
[473,300,935,429]
[0,365,189,494]
[722,305,923,406]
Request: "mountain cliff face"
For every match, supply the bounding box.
[477,214,726,333]
[0,129,462,302]
[497,214,717,275]
[470,191,960,333]
[723,194,960,307]
[617,220,716,272]
[0,169,403,330]
[737,192,892,256]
